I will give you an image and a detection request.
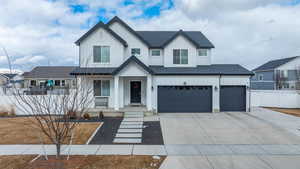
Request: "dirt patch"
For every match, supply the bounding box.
[265,107,300,117]
[0,155,165,169]
[0,117,101,144]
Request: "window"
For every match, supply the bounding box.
[131,48,141,56]
[258,74,263,81]
[94,80,110,96]
[54,80,61,86]
[173,49,188,64]
[93,46,110,63]
[61,80,65,86]
[30,80,36,86]
[198,49,208,56]
[151,49,160,56]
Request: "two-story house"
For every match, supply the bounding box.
[71,16,253,113]
[251,56,300,90]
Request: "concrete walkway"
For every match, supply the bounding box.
[249,107,300,137]
[1,144,300,156]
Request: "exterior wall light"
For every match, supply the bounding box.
[183,82,187,85]
[214,86,218,91]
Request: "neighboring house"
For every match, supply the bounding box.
[251,56,300,90]
[71,16,253,113]
[0,73,23,88]
[23,66,76,94]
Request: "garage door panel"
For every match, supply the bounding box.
[158,86,212,113]
[220,86,246,112]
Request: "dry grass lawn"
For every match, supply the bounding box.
[0,117,101,144]
[0,155,165,169]
[266,107,300,117]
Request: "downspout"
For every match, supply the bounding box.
[218,73,221,113]
[249,76,251,112]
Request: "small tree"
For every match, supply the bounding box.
[275,70,288,90]
[3,47,93,158]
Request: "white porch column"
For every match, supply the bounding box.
[114,76,119,110]
[146,75,152,111]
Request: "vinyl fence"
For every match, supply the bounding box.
[251,90,300,108]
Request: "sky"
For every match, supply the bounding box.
[0,0,300,72]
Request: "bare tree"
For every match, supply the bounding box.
[275,70,288,90]
[3,47,93,158]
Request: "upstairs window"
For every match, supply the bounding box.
[93,46,110,63]
[151,49,161,56]
[258,74,263,81]
[173,49,188,64]
[198,49,208,56]
[131,48,141,56]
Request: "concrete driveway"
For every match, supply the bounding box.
[160,112,300,145]
[159,111,300,169]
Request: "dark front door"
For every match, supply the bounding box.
[158,86,212,113]
[130,81,141,103]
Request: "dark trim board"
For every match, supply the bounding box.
[157,85,213,113]
[220,85,246,112]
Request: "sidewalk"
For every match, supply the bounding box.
[1,144,300,156]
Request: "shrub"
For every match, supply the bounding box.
[83,113,90,120]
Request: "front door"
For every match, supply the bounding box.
[130,81,141,103]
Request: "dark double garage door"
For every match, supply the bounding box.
[157,85,246,113]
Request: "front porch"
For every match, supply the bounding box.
[92,75,152,111]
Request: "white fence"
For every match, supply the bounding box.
[251,90,300,108]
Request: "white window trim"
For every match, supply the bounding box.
[151,49,161,56]
[94,80,110,97]
[131,48,141,57]
[93,46,110,64]
[173,49,188,65]
[198,49,208,56]
[258,74,264,81]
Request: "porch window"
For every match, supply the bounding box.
[30,80,36,86]
[131,48,141,57]
[54,80,61,86]
[61,80,65,86]
[173,49,188,64]
[94,80,110,96]
[93,46,110,63]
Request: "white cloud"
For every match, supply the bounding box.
[14,55,46,65]
[0,0,299,72]
[130,2,300,69]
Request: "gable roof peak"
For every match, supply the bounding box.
[75,20,127,47]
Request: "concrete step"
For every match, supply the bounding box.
[124,114,144,118]
[121,121,143,125]
[124,112,144,115]
[119,124,143,129]
[113,138,142,144]
[123,118,143,122]
[115,133,142,138]
[118,129,143,133]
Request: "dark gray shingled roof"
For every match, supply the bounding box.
[70,67,116,75]
[24,66,76,79]
[75,16,214,49]
[112,56,153,75]
[71,64,253,76]
[253,56,299,71]
[150,64,253,75]
[136,31,214,48]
